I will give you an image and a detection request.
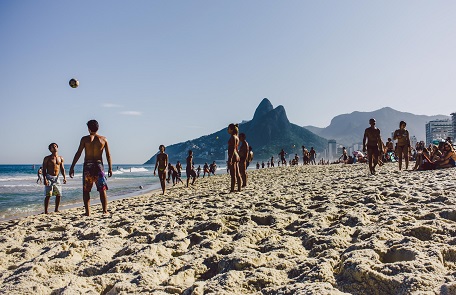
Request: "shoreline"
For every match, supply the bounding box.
[0,182,163,222]
[1,163,456,294]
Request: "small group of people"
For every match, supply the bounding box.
[302,146,317,165]
[40,120,112,216]
[153,123,256,195]
[227,124,253,192]
[413,140,456,170]
[362,118,455,174]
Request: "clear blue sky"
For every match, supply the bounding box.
[1,1,455,164]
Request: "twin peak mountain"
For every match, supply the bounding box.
[144,98,327,164]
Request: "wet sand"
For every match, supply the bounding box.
[1,163,456,294]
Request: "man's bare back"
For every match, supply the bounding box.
[81,134,109,163]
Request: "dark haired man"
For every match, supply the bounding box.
[185,150,196,187]
[69,120,112,216]
[363,118,382,175]
[42,143,66,214]
[154,145,168,194]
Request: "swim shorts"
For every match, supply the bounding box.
[45,174,62,197]
[450,158,456,167]
[186,167,196,178]
[367,145,380,156]
[83,161,108,192]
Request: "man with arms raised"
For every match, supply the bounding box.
[69,120,112,216]
[363,118,383,175]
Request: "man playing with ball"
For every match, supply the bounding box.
[69,120,112,216]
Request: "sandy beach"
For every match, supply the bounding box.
[1,163,456,294]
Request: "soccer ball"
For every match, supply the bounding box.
[69,78,79,88]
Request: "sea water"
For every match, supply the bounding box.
[0,164,161,221]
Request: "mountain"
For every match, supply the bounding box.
[144,98,328,164]
[304,107,450,146]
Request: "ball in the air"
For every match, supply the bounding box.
[69,78,79,88]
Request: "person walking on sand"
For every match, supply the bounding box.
[393,121,411,171]
[42,143,66,214]
[176,161,183,178]
[238,133,249,187]
[363,118,383,175]
[279,148,287,165]
[36,166,43,184]
[186,150,196,187]
[309,147,317,165]
[153,145,168,194]
[69,120,112,216]
[227,123,242,192]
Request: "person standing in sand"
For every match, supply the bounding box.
[227,123,242,192]
[69,120,112,216]
[363,118,383,175]
[279,148,287,165]
[42,143,66,214]
[186,150,196,187]
[393,121,411,171]
[238,133,249,187]
[154,145,168,194]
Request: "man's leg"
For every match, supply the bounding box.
[99,190,108,214]
[55,195,61,212]
[44,195,50,214]
[83,191,91,216]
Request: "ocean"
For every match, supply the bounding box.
[0,164,161,221]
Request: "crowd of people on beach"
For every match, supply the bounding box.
[38,118,455,217]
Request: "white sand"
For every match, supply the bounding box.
[1,163,456,294]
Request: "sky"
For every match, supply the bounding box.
[1,1,455,164]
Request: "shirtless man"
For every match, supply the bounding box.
[363,118,382,175]
[42,143,66,214]
[154,145,168,194]
[238,133,249,187]
[185,150,196,187]
[69,120,112,216]
[279,149,287,165]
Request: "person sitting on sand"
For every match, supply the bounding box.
[413,147,434,171]
[186,150,196,187]
[69,120,112,216]
[227,123,242,192]
[339,147,348,163]
[436,142,456,168]
[393,121,411,170]
[363,118,383,175]
[42,143,67,214]
[153,145,168,194]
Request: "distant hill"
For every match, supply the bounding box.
[304,107,450,146]
[144,98,327,164]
